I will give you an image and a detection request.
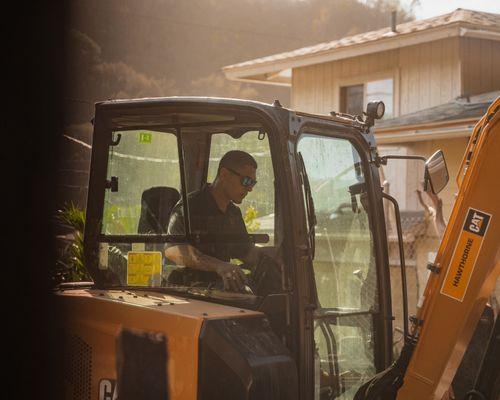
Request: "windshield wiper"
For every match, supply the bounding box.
[297,152,317,258]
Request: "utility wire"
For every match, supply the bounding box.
[77,3,308,43]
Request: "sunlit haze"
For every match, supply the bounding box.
[399,0,500,19]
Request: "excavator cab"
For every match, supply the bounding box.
[58,97,459,400]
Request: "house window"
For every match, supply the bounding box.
[340,78,394,118]
[340,84,364,116]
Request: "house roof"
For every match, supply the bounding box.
[377,91,499,128]
[223,8,500,85]
[374,91,499,144]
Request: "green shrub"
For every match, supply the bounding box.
[53,203,91,284]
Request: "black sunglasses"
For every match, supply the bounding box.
[225,167,257,187]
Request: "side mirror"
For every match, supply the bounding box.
[425,150,449,194]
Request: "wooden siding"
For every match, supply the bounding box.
[461,38,500,96]
[291,49,398,115]
[291,37,462,116]
[399,38,461,115]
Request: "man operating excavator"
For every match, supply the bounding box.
[164,150,263,292]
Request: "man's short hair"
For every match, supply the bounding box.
[217,150,257,175]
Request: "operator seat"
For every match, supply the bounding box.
[137,186,180,234]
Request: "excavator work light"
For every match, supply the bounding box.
[367,100,385,120]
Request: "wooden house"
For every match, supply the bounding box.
[223,8,500,218]
[223,8,500,311]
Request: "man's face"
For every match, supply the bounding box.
[222,164,257,204]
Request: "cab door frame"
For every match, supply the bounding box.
[289,115,393,399]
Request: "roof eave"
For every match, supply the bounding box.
[374,117,478,144]
[224,22,500,84]
[227,76,292,87]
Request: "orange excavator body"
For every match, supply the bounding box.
[397,97,500,399]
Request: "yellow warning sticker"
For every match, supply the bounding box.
[441,208,492,302]
[127,251,162,287]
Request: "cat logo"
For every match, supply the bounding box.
[441,208,492,301]
[99,379,117,400]
[466,210,489,235]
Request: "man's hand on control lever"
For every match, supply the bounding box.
[165,244,248,292]
[215,262,247,292]
[216,246,266,292]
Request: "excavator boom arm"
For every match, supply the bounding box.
[397,97,500,400]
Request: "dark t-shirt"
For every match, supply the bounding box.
[166,185,253,284]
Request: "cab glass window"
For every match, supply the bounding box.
[102,129,180,235]
[298,133,378,398]
[297,135,377,311]
[97,119,281,304]
[207,131,275,244]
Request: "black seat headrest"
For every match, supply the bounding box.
[137,187,180,234]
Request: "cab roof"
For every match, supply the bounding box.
[95,96,365,129]
[96,96,283,112]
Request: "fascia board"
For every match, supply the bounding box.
[460,27,500,41]
[374,123,476,144]
[376,117,479,133]
[227,76,291,87]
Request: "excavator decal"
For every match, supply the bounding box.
[441,207,492,302]
[98,379,117,400]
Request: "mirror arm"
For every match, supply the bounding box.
[376,154,433,194]
[376,154,427,166]
[382,192,409,339]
